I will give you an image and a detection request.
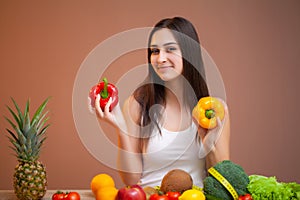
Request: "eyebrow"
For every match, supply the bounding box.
[150,42,178,47]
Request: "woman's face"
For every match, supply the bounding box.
[150,28,183,82]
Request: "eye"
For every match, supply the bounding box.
[150,48,160,55]
[166,46,177,52]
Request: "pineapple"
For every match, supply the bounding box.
[5,97,50,200]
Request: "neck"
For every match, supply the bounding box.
[164,77,185,106]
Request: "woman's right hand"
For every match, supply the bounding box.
[94,94,127,132]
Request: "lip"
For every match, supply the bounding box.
[157,66,173,70]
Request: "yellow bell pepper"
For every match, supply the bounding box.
[192,97,225,129]
[179,189,206,200]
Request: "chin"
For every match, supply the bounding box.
[159,74,182,82]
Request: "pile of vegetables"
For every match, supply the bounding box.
[89,161,300,200]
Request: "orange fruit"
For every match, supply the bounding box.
[95,187,118,200]
[90,173,115,195]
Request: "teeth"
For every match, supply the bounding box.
[158,66,171,69]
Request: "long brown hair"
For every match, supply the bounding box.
[133,17,209,149]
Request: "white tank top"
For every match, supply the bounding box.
[140,122,207,188]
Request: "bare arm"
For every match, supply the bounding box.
[94,94,143,185]
[205,111,230,168]
[117,96,143,185]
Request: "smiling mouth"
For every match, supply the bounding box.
[157,66,172,70]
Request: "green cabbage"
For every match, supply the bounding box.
[247,175,300,200]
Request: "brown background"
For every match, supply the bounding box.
[0,0,299,190]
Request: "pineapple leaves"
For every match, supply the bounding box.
[10,97,25,129]
[6,105,22,130]
[4,116,18,134]
[4,97,50,162]
[5,128,19,143]
[6,135,22,153]
[31,97,50,127]
[23,100,31,135]
[36,111,50,133]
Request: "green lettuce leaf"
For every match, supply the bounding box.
[247,175,300,200]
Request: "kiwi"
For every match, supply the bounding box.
[160,169,193,193]
[143,186,158,199]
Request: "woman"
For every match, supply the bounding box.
[94,16,230,187]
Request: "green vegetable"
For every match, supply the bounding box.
[203,160,249,200]
[247,175,300,200]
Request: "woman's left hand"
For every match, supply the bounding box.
[194,98,230,159]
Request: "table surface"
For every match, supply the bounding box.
[0,190,94,200]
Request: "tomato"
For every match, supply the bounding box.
[64,192,81,200]
[238,194,253,200]
[166,191,181,200]
[52,191,65,200]
[150,193,169,200]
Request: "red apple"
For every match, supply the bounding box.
[117,184,146,200]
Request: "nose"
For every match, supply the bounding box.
[157,50,167,63]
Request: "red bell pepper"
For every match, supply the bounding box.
[89,77,118,111]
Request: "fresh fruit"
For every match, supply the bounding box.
[95,187,118,200]
[160,169,193,193]
[143,186,158,199]
[90,173,115,195]
[178,189,205,200]
[64,191,80,200]
[52,191,65,200]
[90,173,118,200]
[166,191,181,200]
[117,184,146,200]
[5,97,50,200]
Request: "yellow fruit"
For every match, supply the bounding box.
[95,187,118,200]
[90,173,115,195]
[179,189,206,200]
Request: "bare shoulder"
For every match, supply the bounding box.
[123,95,142,125]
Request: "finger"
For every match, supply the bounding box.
[104,97,112,115]
[217,117,222,126]
[87,96,95,114]
[95,94,104,118]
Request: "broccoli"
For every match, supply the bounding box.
[203,160,249,200]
